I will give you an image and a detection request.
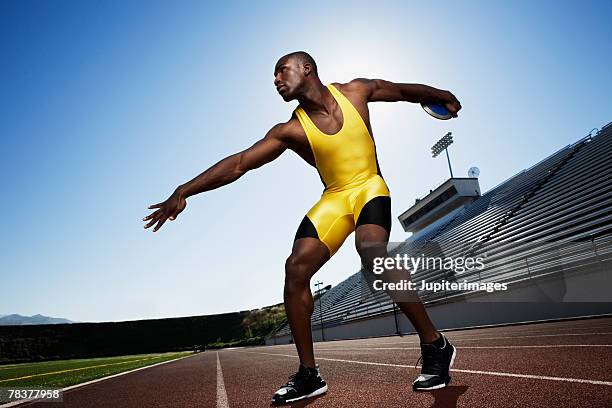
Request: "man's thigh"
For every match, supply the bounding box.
[355,223,390,265]
[295,193,355,257]
[288,236,331,279]
[354,193,392,268]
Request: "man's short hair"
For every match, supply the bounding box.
[281,51,318,74]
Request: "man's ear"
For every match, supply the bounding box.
[303,63,312,76]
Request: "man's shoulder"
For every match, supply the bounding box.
[331,79,373,99]
[270,115,304,142]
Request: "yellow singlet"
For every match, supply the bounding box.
[293,84,391,256]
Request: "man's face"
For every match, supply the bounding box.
[273,58,305,102]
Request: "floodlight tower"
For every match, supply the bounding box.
[431,132,454,178]
[314,280,325,341]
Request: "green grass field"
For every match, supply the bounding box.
[0,352,194,403]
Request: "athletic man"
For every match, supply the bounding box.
[143,51,462,404]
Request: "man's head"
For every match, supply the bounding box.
[274,51,319,102]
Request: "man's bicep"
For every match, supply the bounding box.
[366,79,405,102]
[347,78,404,102]
[238,124,289,172]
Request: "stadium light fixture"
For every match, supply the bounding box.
[431,132,454,178]
[314,280,326,341]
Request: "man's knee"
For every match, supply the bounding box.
[284,253,314,293]
[356,239,386,273]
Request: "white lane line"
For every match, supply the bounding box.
[434,330,612,341]
[443,324,612,336]
[268,331,612,349]
[237,351,612,387]
[216,352,230,408]
[309,331,612,347]
[482,325,612,334]
[312,344,612,351]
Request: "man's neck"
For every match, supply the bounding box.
[298,81,334,115]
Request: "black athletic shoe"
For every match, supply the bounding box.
[412,332,457,391]
[271,364,328,405]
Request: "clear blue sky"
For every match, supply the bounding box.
[1,0,611,322]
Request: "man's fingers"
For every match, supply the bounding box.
[148,203,163,209]
[143,210,160,222]
[144,212,164,229]
[153,216,169,232]
[144,218,159,229]
[446,102,460,118]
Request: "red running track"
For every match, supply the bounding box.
[17,316,612,408]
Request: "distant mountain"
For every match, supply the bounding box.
[0,314,74,326]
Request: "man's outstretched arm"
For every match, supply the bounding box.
[143,123,290,232]
[348,78,462,117]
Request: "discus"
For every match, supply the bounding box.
[421,102,452,120]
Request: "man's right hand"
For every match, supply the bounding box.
[441,90,462,118]
[143,188,187,232]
